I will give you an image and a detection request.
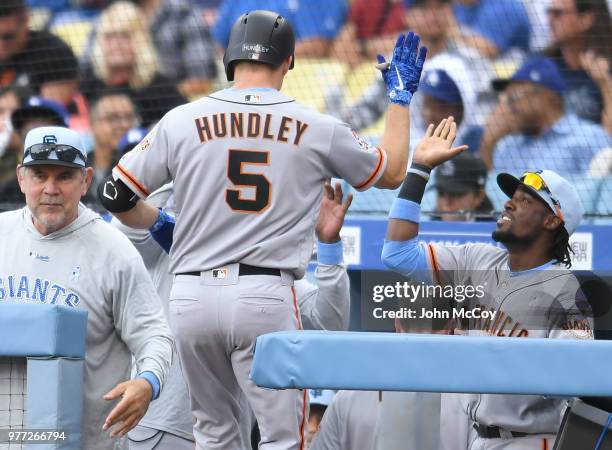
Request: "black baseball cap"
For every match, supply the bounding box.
[433,152,487,193]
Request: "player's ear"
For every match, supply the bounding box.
[16,165,26,194]
[542,214,563,232]
[82,167,94,196]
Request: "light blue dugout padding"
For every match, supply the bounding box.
[26,358,84,450]
[0,303,87,358]
[251,331,612,397]
[0,304,87,449]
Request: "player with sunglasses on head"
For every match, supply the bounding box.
[381,117,593,450]
[0,126,173,449]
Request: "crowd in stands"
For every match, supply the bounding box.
[0,0,610,216]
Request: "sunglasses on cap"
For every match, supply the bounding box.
[520,171,564,221]
[24,143,85,164]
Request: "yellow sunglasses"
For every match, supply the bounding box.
[520,171,564,221]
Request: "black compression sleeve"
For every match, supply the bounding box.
[397,162,432,204]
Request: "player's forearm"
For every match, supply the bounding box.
[377,104,410,188]
[312,254,350,331]
[384,162,430,241]
[113,200,160,230]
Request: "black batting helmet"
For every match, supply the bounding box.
[223,10,295,82]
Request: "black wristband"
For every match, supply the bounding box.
[398,163,432,204]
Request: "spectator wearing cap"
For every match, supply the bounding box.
[545,0,612,133]
[84,91,139,207]
[432,152,493,222]
[332,0,405,67]
[0,86,28,203]
[0,94,69,204]
[116,127,148,157]
[80,1,186,127]
[213,0,348,58]
[481,56,612,175]
[0,1,79,105]
[448,0,531,59]
[326,0,493,141]
[419,67,483,153]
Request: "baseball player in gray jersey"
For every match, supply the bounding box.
[381,118,593,450]
[98,8,427,449]
[0,127,173,450]
[111,182,352,450]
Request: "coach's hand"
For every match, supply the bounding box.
[102,378,152,438]
[412,116,468,168]
[376,31,427,106]
[316,182,353,243]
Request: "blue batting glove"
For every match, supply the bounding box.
[376,32,427,106]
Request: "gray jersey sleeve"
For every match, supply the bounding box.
[113,118,173,198]
[110,251,173,387]
[326,122,387,191]
[295,263,350,331]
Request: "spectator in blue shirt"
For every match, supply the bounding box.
[447,0,531,59]
[212,0,348,58]
[481,56,612,175]
[545,0,612,134]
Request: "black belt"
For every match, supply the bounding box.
[178,264,281,277]
[473,423,529,439]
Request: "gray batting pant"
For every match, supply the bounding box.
[128,427,194,450]
[169,265,307,450]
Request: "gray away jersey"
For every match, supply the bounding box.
[0,206,173,450]
[114,88,387,278]
[423,242,593,435]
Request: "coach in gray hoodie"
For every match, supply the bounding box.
[0,126,173,449]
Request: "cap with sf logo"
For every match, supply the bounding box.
[22,126,87,168]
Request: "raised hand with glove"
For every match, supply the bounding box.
[376,32,428,106]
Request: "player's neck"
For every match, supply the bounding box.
[506,246,553,272]
[233,69,283,91]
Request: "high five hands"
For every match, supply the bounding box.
[413,116,469,168]
[376,32,428,106]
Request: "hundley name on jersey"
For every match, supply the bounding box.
[0,274,80,307]
[195,112,309,146]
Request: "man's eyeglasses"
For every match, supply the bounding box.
[546,7,574,19]
[520,171,564,221]
[24,144,84,164]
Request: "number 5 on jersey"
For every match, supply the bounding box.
[226,149,271,213]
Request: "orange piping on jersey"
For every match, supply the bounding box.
[427,244,442,285]
[298,389,307,450]
[354,146,386,190]
[542,438,548,450]
[115,164,150,197]
[291,286,303,330]
[291,285,306,450]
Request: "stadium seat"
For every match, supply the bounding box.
[51,19,93,57]
[282,59,347,111]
